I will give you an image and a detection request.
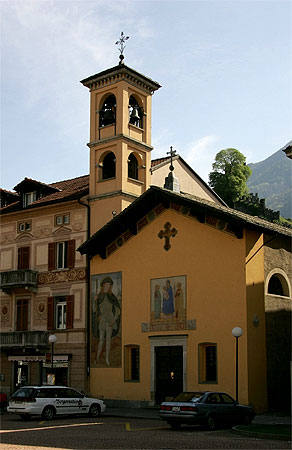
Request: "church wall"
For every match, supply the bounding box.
[89,209,250,407]
[245,230,267,412]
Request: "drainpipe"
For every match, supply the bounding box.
[78,196,91,389]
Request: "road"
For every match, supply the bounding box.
[0,414,290,450]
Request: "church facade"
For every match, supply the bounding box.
[79,62,291,413]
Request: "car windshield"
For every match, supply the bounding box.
[173,392,204,402]
[12,388,36,399]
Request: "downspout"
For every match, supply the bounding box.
[78,196,91,389]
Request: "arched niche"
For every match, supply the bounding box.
[129,95,144,128]
[98,151,116,180]
[266,269,291,298]
[99,94,116,128]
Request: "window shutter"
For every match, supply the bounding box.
[48,243,55,271]
[66,295,74,329]
[67,240,75,269]
[47,297,54,330]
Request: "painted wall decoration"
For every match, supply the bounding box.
[91,272,122,368]
[150,275,186,331]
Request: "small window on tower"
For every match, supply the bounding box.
[102,152,116,180]
[99,95,116,127]
[128,153,138,180]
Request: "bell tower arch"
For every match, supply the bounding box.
[81,63,161,232]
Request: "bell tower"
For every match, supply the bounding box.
[81,44,161,233]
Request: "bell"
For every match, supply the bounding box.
[102,108,115,126]
[130,107,140,125]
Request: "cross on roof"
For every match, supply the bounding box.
[167,146,177,171]
[158,221,177,251]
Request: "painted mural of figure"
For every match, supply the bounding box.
[154,285,162,319]
[93,276,121,366]
[175,282,184,318]
[162,279,175,316]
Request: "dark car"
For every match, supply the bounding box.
[159,391,254,430]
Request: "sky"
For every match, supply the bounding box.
[1,0,291,191]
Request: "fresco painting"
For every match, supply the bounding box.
[91,272,122,367]
[150,276,186,331]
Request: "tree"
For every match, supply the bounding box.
[209,148,252,207]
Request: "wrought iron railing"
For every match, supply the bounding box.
[0,331,49,347]
[0,270,38,291]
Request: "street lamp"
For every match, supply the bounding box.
[232,327,243,402]
[48,334,57,370]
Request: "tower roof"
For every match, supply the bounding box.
[80,64,161,93]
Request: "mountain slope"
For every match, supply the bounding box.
[247,149,291,219]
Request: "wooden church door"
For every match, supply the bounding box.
[155,346,183,405]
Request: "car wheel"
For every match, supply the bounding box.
[206,415,216,430]
[88,403,101,418]
[41,406,55,421]
[169,421,181,430]
[20,414,31,420]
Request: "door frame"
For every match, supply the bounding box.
[148,335,188,406]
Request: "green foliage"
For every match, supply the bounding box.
[209,148,252,206]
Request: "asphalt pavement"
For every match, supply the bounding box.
[103,405,291,425]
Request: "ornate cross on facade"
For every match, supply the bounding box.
[115,32,129,64]
[167,146,177,171]
[158,221,177,251]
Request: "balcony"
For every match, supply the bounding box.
[0,270,38,293]
[0,331,49,348]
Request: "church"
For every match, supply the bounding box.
[78,52,292,413]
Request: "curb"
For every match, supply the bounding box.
[232,426,291,442]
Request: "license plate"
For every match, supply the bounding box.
[172,406,180,412]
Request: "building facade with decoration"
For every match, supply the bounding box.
[78,61,291,413]
[1,57,291,413]
[0,176,89,396]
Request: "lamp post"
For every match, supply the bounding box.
[232,327,243,402]
[48,334,57,370]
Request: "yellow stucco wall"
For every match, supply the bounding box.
[245,231,268,412]
[89,209,253,407]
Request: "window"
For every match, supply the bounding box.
[23,192,36,207]
[48,240,75,271]
[128,153,138,180]
[55,214,70,226]
[16,298,29,331]
[198,343,217,383]
[18,221,31,233]
[47,295,74,330]
[268,273,289,297]
[124,345,140,381]
[18,247,30,269]
[56,296,66,329]
[102,152,116,180]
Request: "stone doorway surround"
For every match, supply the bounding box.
[148,334,188,406]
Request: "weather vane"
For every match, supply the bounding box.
[115,32,129,64]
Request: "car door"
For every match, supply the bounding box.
[65,388,88,415]
[53,388,72,416]
[204,393,222,422]
[219,393,239,424]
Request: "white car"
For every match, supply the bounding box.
[7,386,106,420]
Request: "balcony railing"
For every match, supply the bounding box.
[0,331,49,347]
[0,270,38,292]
